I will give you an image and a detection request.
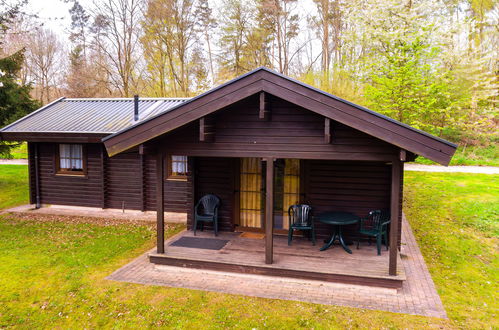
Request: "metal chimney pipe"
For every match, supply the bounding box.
[134,95,139,121]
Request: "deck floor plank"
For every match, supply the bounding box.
[150,230,405,287]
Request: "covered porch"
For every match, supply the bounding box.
[149,229,406,288]
[152,154,405,288]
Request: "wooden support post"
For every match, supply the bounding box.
[264,157,274,264]
[33,143,41,209]
[324,118,332,144]
[156,151,165,254]
[199,117,215,142]
[389,160,402,275]
[140,154,145,212]
[100,146,107,209]
[259,91,270,120]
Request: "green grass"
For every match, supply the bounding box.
[404,172,498,328]
[0,215,449,329]
[0,165,29,209]
[0,170,497,328]
[414,143,499,166]
[9,143,28,159]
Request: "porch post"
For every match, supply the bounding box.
[264,157,274,264]
[156,150,165,254]
[389,159,402,275]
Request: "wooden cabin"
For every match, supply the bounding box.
[1,68,456,288]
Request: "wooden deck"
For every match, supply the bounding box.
[149,230,406,288]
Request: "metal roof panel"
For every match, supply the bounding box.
[0,98,188,134]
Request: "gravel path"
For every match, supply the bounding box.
[0,159,497,174]
[0,159,28,165]
[405,164,498,174]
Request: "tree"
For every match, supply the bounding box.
[195,0,216,84]
[90,0,143,97]
[0,3,40,157]
[218,0,255,77]
[257,0,300,75]
[25,28,65,104]
[142,0,200,97]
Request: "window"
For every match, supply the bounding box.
[168,155,188,180]
[57,144,85,175]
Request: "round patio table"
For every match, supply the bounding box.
[318,211,360,254]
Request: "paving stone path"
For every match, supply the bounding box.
[107,215,447,318]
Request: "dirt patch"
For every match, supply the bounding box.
[0,212,164,228]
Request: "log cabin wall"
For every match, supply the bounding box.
[303,160,393,239]
[33,142,190,213]
[188,157,235,232]
[37,142,103,207]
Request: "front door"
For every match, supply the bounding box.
[238,158,301,231]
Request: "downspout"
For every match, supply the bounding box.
[34,143,41,209]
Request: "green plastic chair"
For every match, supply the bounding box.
[356,209,390,255]
[193,194,220,236]
[287,204,316,246]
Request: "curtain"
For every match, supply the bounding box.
[59,144,83,170]
[282,159,300,230]
[240,158,262,228]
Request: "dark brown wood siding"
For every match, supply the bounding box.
[105,152,143,210]
[34,142,190,212]
[188,157,235,232]
[38,143,103,207]
[303,160,392,238]
[161,94,398,161]
[143,154,191,213]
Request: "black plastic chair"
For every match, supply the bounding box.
[356,209,390,255]
[193,194,220,236]
[287,204,315,246]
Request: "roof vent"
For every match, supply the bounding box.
[134,95,139,121]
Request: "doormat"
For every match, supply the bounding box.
[170,237,229,250]
[239,232,265,239]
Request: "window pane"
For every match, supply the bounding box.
[170,155,187,177]
[59,144,83,172]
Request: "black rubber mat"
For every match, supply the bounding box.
[170,237,229,250]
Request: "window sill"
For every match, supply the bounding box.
[56,172,86,177]
[166,176,188,182]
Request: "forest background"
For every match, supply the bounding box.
[0,0,497,156]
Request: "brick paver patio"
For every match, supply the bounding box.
[107,215,447,318]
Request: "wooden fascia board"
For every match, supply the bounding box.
[0,132,109,143]
[259,77,455,165]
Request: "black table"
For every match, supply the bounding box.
[318,211,360,253]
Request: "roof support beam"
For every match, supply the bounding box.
[259,92,271,120]
[324,118,332,144]
[199,117,215,142]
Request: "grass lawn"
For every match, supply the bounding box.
[0,165,29,210]
[9,143,28,159]
[0,170,497,328]
[404,172,498,328]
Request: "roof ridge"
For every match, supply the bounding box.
[64,97,190,101]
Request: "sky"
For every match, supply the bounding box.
[26,0,92,37]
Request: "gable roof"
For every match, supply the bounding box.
[103,67,456,165]
[0,97,188,135]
